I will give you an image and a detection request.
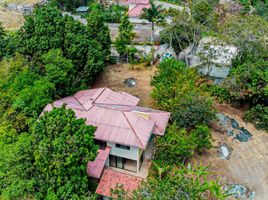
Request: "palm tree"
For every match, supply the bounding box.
[142,0,164,44]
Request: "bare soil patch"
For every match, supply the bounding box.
[93,64,156,107]
[0,0,40,5]
[194,104,268,200]
[0,6,24,30]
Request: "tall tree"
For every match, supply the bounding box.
[31,106,98,199]
[142,0,164,44]
[18,5,65,58]
[87,9,112,61]
[160,9,201,56]
[115,15,135,62]
[0,23,6,60]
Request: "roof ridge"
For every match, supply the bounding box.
[92,87,107,104]
[73,96,88,111]
[122,112,144,148]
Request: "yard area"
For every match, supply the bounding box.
[93,64,156,107]
[0,0,40,5]
[95,64,268,200]
[0,6,24,30]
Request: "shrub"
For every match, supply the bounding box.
[154,124,195,165]
[190,125,212,154]
[172,92,216,129]
[244,105,268,132]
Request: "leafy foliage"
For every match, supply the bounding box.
[160,9,202,56]
[87,8,112,61]
[0,55,55,136]
[31,106,98,199]
[18,5,109,88]
[0,107,98,199]
[151,59,215,129]
[191,0,218,30]
[112,164,228,200]
[221,58,268,104]
[244,105,268,131]
[142,0,164,43]
[41,49,73,96]
[191,125,212,153]
[171,93,216,129]
[221,15,268,59]
[155,124,195,164]
[115,15,135,61]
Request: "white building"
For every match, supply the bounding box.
[179,37,238,79]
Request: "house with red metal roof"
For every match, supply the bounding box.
[43,87,170,199]
[114,0,150,18]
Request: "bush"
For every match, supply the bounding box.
[155,124,195,165]
[244,105,268,131]
[222,59,268,104]
[172,92,216,129]
[190,125,212,154]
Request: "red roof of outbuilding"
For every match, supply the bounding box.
[128,0,149,4]
[128,4,150,17]
[96,169,142,198]
[42,88,170,149]
[87,147,111,179]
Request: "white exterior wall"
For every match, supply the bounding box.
[107,142,140,161]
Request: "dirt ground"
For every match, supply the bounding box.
[194,104,268,200]
[94,64,156,107]
[0,6,24,30]
[0,0,40,5]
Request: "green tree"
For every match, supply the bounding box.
[115,15,135,61]
[87,9,112,60]
[0,23,6,60]
[244,105,268,131]
[155,124,195,164]
[190,0,218,30]
[31,106,98,199]
[142,0,164,44]
[221,15,268,59]
[222,59,268,104]
[18,5,65,58]
[151,59,199,111]
[190,125,212,154]
[112,164,228,200]
[171,93,216,129]
[41,49,73,96]
[160,9,202,56]
[0,133,35,199]
[0,55,55,135]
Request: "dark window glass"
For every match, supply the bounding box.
[115,143,130,150]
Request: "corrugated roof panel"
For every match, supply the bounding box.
[42,88,170,149]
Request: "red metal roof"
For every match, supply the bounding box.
[128,0,149,4]
[96,169,142,198]
[128,4,150,18]
[87,147,111,179]
[42,88,170,149]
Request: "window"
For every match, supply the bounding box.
[115,143,130,150]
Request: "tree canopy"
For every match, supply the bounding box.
[0,106,98,199]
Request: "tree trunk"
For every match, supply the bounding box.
[151,22,155,45]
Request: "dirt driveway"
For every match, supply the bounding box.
[195,104,268,200]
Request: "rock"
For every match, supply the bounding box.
[124,77,137,87]
[219,144,232,159]
[234,128,252,142]
[230,118,239,129]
